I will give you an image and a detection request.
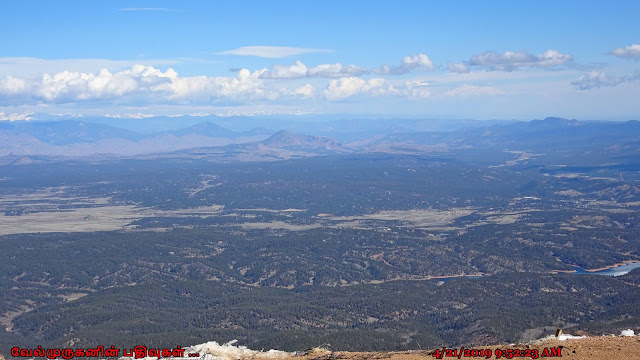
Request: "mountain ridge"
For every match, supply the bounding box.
[2,117,640,160]
[260,130,347,151]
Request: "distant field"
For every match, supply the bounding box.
[0,189,224,235]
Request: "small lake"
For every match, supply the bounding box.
[438,262,640,282]
[572,262,640,277]
[434,262,640,282]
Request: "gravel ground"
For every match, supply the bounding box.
[291,336,640,360]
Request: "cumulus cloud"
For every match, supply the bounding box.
[293,84,314,97]
[571,71,640,90]
[609,44,640,61]
[323,77,397,100]
[259,61,309,79]
[0,57,181,78]
[139,67,275,101]
[260,61,368,79]
[373,54,435,75]
[444,84,504,96]
[0,65,291,104]
[2,64,446,106]
[0,65,175,103]
[452,50,572,72]
[217,46,333,58]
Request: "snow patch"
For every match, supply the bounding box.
[537,333,587,342]
[189,340,288,360]
[120,340,289,360]
[557,334,587,341]
[621,329,636,337]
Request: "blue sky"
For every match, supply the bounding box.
[0,0,639,120]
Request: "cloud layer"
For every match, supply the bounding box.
[260,61,368,79]
[444,84,504,97]
[323,77,398,100]
[0,65,414,104]
[0,65,298,104]
[0,43,635,116]
[571,71,640,90]
[261,54,436,79]
[449,50,572,72]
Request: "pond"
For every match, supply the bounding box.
[572,262,640,277]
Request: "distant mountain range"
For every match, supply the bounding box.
[0,120,273,158]
[0,120,144,145]
[1,117,640,164]
[166,122,272,138]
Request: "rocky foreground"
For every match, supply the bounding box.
[294,336,640,360]
[126,335,640,360]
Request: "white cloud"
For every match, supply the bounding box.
[610,44,640,61]
[0,57,180,77]
[454,49,572,72]
[447,62,469,73]
[444,84,504,96]
[217,69,271,99]
[260,61,368,79]
[25,65,175,102]
[323,77,397,100]
[217,46,333,58]
[571,71,640,90]
[308,63,368,78]
[156,68,273,101]
[0,65,280,104]
[373,53,435,75]
[534,50,573,67]
[405,80,431,98]
[293,84,315,97]
[0,65,332,107]
[260,61,309,79]
[0,76,28,96]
